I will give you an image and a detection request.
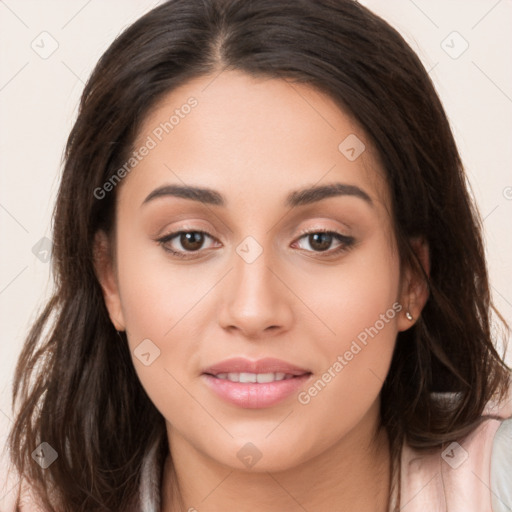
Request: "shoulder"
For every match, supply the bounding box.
[1,432,165,512]
[491,417,512,512]
[0,455,19,512]
[0,449,49,512]
[400,416,512,512]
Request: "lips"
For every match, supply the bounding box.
[202,357,311,376]
[214,372,293,383]
[201,357,312,409]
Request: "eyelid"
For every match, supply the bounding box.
[293,227,355,253]
[156,227,218,257]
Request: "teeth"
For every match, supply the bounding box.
[256,373,275,383]
[240,372,257,383]
[215,372,292,383]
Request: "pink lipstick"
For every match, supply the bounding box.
[202,357,312,409]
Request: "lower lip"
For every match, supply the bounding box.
[202,374,311,409]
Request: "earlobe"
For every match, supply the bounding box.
[92,230,126,331]
[397,237,430,332]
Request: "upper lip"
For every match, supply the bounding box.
[203,357,311,376]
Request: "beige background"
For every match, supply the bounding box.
[1,0,511,502]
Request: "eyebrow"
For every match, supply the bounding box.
[141,182,373,208]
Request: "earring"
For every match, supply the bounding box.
[405,311,413,321]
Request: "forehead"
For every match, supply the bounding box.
[124,70,390,212]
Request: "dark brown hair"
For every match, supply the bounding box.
[8,0,511,510]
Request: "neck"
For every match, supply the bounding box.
[161,404,392,512]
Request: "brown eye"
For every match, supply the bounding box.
[178,232,205,251]
[157,230,217,258]
[307,232,333,252]
[294,229,355,256]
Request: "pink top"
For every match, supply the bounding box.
[395,417,512,511]
[1,416,511,511]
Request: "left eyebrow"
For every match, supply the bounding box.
[285,182,373,208]
[141,182,374,208]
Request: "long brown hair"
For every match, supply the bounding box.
[8,0,511,510]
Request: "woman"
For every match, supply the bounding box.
[4,0,512,510]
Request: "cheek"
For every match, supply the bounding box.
[115,228,199,338]
[113,231,204,386]
[113,238,207,427]
[302,238,401,349]
[292,240,400,426]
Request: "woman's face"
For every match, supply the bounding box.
[97,70,422,471]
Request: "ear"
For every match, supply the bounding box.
[92,230,126,331]
[397,236,430,332]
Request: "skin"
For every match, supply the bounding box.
[94,70,429,511]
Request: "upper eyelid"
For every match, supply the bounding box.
[158,226,349,238]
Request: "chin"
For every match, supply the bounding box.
[202,433,315,473]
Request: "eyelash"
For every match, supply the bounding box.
[156,227,355,260]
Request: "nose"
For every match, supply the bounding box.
[217,243,294,340]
